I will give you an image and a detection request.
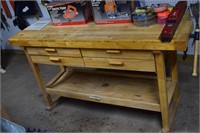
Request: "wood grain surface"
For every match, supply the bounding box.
[9,13,192,51]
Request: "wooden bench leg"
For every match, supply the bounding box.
[155,51,170,132]
[168,51,181,131]
[155,51,181,132]
[169,51,178,81]
[24,48,54,110]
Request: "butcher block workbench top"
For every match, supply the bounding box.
[9,13,192,50]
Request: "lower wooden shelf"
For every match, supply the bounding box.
[46,69,177,112]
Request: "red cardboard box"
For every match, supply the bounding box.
[47,0,92,26]
[91,0,136,24]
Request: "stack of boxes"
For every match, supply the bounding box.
[46,0,138,26]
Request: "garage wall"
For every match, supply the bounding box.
[1,0,50,50]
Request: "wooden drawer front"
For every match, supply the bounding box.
[27,48,81,57]
[31,56,84,67]
[84,58,156,72]
[81,49,154,60]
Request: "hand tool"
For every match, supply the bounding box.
[160,1,187,42]
[1,8,10,31]
[1,1,12,18]
[189,2,199,76]
[9,0,14,10]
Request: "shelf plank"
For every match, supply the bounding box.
[46,70,161,111]
[46,70,177,112]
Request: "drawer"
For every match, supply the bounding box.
[27,47,81,57]
[81,49,154,60]
[83,58,156,72]
[31,55,84,67]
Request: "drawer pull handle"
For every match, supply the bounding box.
[109,60,124,66]
[45,48,57,52]
[49,57,61,62]
[106,50,121,54]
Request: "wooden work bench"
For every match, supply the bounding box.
[9,13,192,132]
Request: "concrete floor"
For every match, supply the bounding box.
[1,53,199,132]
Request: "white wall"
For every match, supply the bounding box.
[1,0,50,50]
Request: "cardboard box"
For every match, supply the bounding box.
[91,0,136,24]
[47,0,92,26]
